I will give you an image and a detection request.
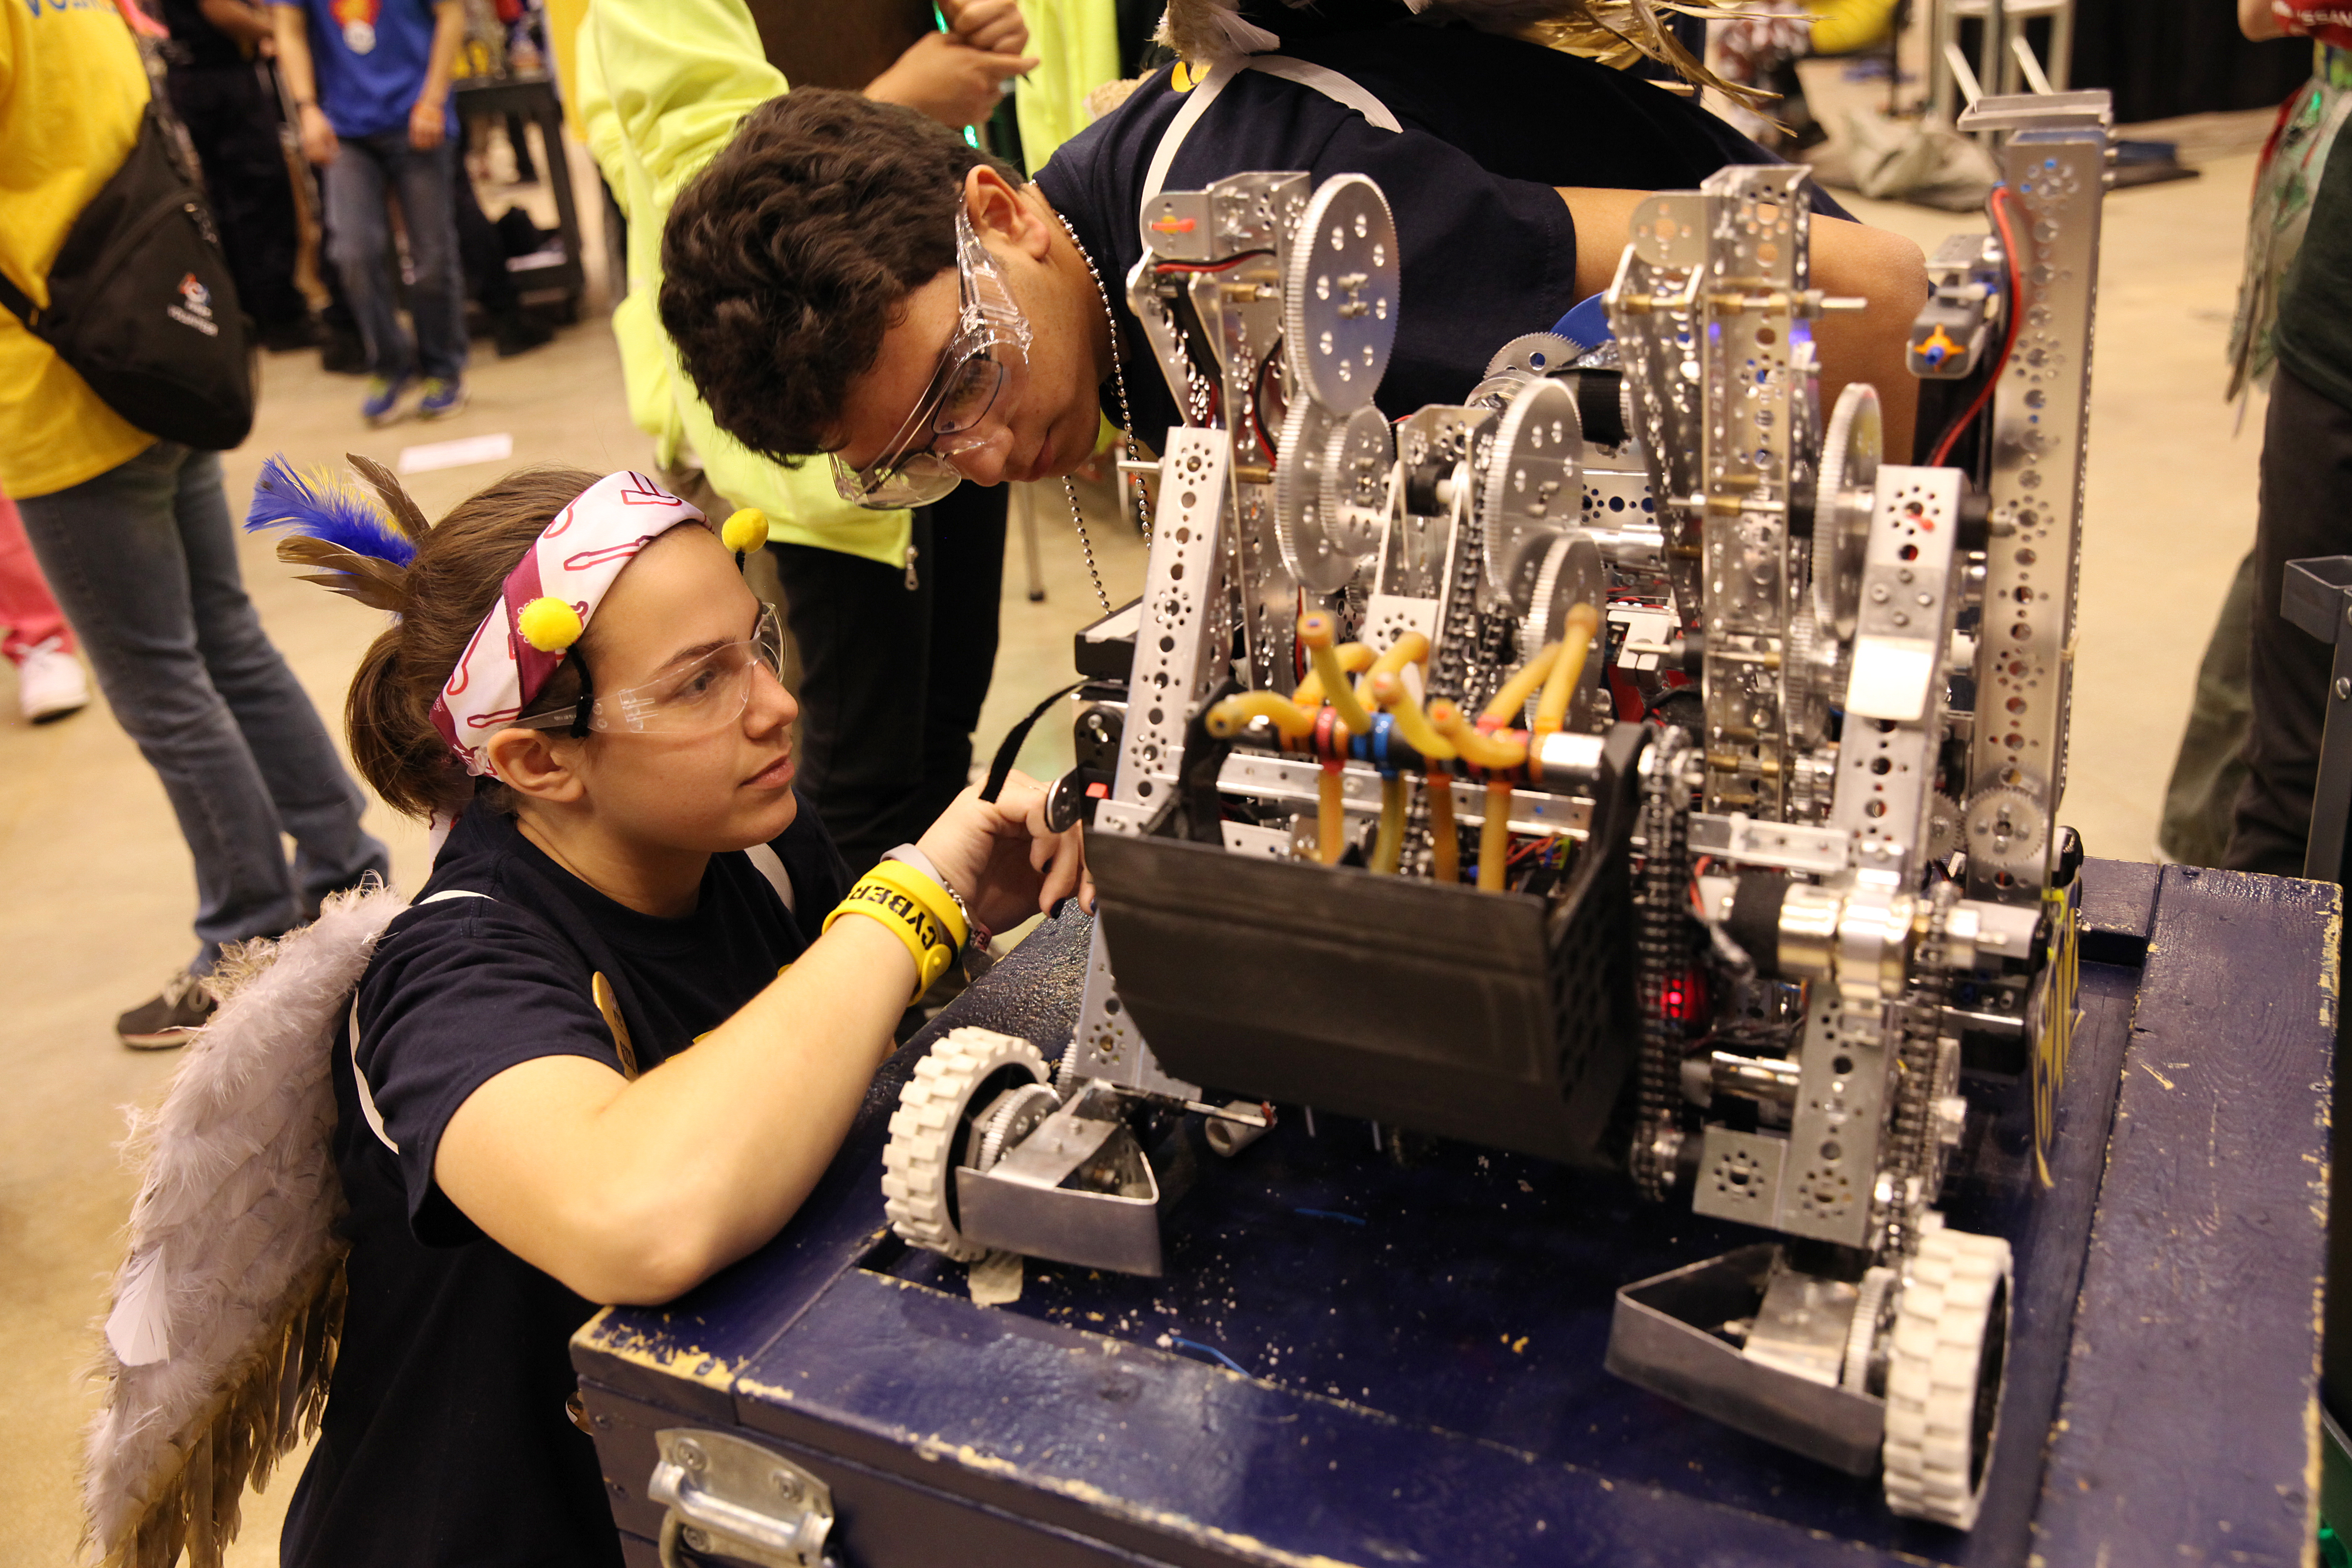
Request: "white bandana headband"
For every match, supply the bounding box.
[429,470,714,778]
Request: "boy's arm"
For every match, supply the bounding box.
[1558,186,1929,460]
[410,0,464,150]
[270,4,337,165]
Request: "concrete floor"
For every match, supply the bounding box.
[0,126,2267,1564]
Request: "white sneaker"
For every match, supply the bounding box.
[15,637,89,724]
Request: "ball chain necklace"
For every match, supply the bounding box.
[1055,211,1151,614]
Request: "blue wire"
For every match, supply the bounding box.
[1169,1337,1251,1376]
[1294,1207,1367,1225]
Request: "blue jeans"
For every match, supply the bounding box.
[16,445,389,971]
[322,131,468,384]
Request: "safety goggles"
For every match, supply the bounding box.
[831,206,1033,510]
[512,603,787,738]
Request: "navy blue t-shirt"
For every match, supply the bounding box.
[1034,24,1849,444]
[283,797,851,1568]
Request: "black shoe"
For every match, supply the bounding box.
[257,315,322,353]
[320,326,368,375]
[116,971,217,1049]
[494,309,555,358]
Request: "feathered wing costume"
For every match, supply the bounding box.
[1155,0,1776,106]
[82,457,426,1568]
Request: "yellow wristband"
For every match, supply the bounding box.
[863,858,970,952]
[824,876,955,1004]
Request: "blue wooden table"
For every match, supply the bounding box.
[573,862,2336,1568]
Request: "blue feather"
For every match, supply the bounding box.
[245,455,417,568]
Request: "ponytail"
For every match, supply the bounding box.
[250,459,601,820]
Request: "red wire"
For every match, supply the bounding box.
[1927,185,2025,470]
[1153,251,1271,274]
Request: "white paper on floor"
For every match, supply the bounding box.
[397,432,514,474]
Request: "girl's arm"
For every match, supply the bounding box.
[434,774,1083,1305]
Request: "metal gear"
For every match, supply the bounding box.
[1483,331,1583,382]
[1516,534,1608,732]
[1962,783,2050,884]
[1882,1217,2013,1530]
[1926,792,1965,861]
[1481,377,1585,611]
[1282,175,1398,412]
[1810,382,1882,640]
[881,1027,1051,1261]
[1841,1264,1898,1393]
[1783,600,1842,749]
[974,1081,1062,1172]
[1273,398,1380,592]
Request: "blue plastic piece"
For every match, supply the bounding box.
[1550,294,1616,352]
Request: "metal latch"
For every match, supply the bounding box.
[649,1429,835,1568]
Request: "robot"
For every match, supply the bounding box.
[879,88,2113,1530]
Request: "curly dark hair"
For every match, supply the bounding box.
[659,88,1018,466]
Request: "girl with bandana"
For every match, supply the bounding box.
[252,459,1083,1567]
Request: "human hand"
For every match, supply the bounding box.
[408,94,447,150]
[915,774,1086,935]
[941,0,1028,56]
[865,29,1038,131]
[298,102,338,166]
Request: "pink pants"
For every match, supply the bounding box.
[0,488,75,662]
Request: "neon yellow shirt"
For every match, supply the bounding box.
[0,1,155,499]
[578,0,911,568]
[1012,0,1122,172]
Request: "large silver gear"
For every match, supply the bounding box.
[1275,398,1392,591]
[882,1028,1052,1261]
[1483,330,1583,382]
[1282,175,1398,412]
[1810,381,1882,640]
[1516,531,1607,700]
[1481,377,1585,611]
[1882,1217,2013,1530]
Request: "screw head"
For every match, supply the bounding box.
[676,1439,707,1473]
[2335,677,2350,701]
[771,1469,802,1503]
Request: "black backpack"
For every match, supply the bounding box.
[0,103,255,452]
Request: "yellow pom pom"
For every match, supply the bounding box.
[720,508,769,554]
[517,596,583,653]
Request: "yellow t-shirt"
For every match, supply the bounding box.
[0,0,154,499]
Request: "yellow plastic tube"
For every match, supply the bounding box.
[1478,784,1513,892]
[1368,669,1456,762]
[1292,641,1373,711]
[1533,604,1602,741]
[1356,629,1430,705]
[1428,773,1460,884]
[1298,612,1376,734]
[1481,643,1560,728]
[1370,774,1408,875]
[1429,699,1529,774]
[1317,764,1346,864]
[1204,690,1318,740]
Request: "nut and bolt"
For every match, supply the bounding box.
[676,1439,708,1473]
[2336,677,2350,701]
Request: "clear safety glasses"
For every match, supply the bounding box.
[513,603,787,738]
[831,205,1034,511]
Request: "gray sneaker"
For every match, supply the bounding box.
[116,971,216,1049]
